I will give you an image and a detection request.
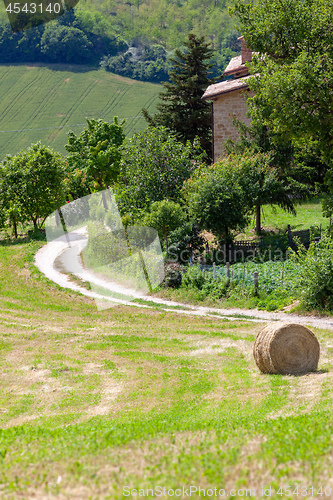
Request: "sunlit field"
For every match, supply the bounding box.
[0,65,160,157]
[0,239,332,498]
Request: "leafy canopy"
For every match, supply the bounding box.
[116,126,204,220]
[231,0,333,166]
[184,152,294,240]
[143,200,185,254]
[65,117,125,194]
[184,156,250,241]
[0,142,66,233]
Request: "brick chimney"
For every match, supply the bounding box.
[238,36,252,65]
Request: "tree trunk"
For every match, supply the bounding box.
[101,190,108,211]
[255,205,261,235]
[13,218,17,239]
[165,227,169,256]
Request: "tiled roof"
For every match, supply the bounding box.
[202,75,252,100]
[224,55,245,76]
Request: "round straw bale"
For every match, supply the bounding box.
[253,322,320,375]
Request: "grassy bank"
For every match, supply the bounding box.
[0,64,160,157]
[0,238,332,497]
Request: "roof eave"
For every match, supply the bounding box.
[202,83,249,101]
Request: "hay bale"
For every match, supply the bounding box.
[253,322,320,375]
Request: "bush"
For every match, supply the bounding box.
[163,263,182,288]
[84,222,129,266]
[184,157,250,241]
[167,223,206,264]
[290,233,333,311]
[181,265,229,299]
[101,45,170,82]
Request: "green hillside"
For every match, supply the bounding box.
[0,64,160,158]
[77,0,236,50]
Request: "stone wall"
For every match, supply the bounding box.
[213,88,253,162]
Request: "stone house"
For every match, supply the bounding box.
[202,37,254,162]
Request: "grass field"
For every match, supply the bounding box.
[0,64,160,158]
[1,238,333,498]
[238,198,329,239]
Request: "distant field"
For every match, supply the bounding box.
[0,64,160,158]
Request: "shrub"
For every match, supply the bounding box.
[167,223,206,264]
[289,233,333,311]
[163,263,182,288]
[84,222,129,266]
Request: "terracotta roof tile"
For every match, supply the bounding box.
[202,75,252,100]
[224,55,245,75]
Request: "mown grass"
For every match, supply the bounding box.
[239,198,329,239]
[0,64,160,157]
[0,238,333,497]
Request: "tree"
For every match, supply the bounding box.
[0,143,66,234]
[234,152,295,235]
[184,158,250,242]
[225,119,329,202]
[41,24,93,63]
[322,169,333,224]
[231,0,333,168]
[143,200,185,254]
[0,160,25,238]
[116,126,205,220]
[142,33,216,159]
[184,153,294,239]
[65,117,125,196]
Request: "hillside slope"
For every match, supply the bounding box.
[77,0,236,50]
[0,64,160,158]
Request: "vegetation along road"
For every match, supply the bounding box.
[35,228,333,332]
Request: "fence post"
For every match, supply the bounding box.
[254,271,259,295]
[287,224,292,247]
[226,262,230,284]
[213,262,216,280]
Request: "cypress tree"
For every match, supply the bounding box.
[142,33,216,160]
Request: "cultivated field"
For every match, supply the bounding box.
[0,239,333,498]
[0,64,160,158]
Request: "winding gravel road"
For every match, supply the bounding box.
[34,227,333,330]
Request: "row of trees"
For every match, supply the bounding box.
[0,124,298,251]
[0,3,241,81]
[0,123,202,241]
[0,9,127,65]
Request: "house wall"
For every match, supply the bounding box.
[213,88,253,162]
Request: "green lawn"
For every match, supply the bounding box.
[0,238,333,497]
[0,64,160,158]
[239,198,329,239]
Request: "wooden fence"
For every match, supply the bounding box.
[287,225,310,249]
[217,225,315,262]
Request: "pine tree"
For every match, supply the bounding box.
[142,33,216,159]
